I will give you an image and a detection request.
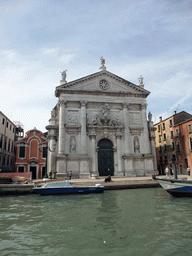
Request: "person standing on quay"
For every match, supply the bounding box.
[187,166,191,176]
[165,166,169,177]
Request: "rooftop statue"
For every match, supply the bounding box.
[99,56,106,71]
[61,70,68,81]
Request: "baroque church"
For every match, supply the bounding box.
[46,58,157,178]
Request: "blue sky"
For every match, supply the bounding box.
[1,0,192,132]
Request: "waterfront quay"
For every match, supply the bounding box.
[0,175,188,195]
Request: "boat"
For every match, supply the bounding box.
[33,180,104,195]
[153,176,192,197]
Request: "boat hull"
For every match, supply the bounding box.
[33,186,104,195]
[155,177,192,197]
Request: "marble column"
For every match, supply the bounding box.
[56,100,67,178]
[115,131,123,176]
[90,133,98,177]
[122,103,130,154]
[141,104,150,154]
[58,100,66,155]
[80,101,87,155]
[47,135,56,177]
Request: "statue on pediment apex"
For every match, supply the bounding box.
[60,69,68,84]
[99,56,106,71]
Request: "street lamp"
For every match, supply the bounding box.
[38,142,56,179]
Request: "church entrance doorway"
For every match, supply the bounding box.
[30,166,37,179]
[98,139,114,176]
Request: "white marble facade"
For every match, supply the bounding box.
[46,59,157,178]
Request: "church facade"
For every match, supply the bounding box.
[46,59,157,178]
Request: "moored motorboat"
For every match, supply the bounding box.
[153,176,192,197]
[33,180,104,195]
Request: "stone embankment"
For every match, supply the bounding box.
[0,175,188,195]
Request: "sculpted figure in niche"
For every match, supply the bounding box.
[70,136,76,153]
[134,136,140,153]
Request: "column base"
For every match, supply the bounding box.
[56,173,68,179]
[91,173,99,179]
[125,170,137,177]
[79,173,90,179]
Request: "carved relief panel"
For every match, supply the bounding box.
[67,110,79,124]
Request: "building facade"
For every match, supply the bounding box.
[15,128,47,179]
[154,111,192,175]
[46,59,157,178]
[0,111,17,172]
[174,117,192,173]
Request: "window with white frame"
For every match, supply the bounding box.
[163,134,166,141]
[188,124,192,133]
[159,135,161,142]
[190,138,192,151]
[176,129,179,137]
[170,119,173,127]
[171,130,174,139]
[19,145,25,158]
[18,166,24,172]
[171,142,175,150]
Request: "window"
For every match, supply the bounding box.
[13,127,14,133]
[176,142,180,153]
[42,147,47,158]
[18,166,24,172]
[176,129,179,137]
[160,156,163,163]
[159,145,162,153]
[159,135,161,142]
[163,123,165,130]
[19,146,25,158]
[10,125,12,131]
[163,134,166,141]
[171,142,175,150]
[190,138,192,151]
[6,122,8,128]
[164,155,167,163]
[0,135,3,148]
[4,138,7,150]
[170,119,172,127]
[172,154,176,162]
[2,118,5,125]
[158,125,160,132]
[8,140,10,152]
[188,124,192,133]
[164,144,167,151]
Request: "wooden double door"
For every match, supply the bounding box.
[98,139,114,176]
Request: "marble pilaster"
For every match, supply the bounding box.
[58,100,66,155]
[80,101,87,155]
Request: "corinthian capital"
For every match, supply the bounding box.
[58,100,67,107]
[140,104,147,110]
[80,101,87,107]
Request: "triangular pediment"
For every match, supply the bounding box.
[55,70,150,97]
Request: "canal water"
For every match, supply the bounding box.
[1,188,192,256]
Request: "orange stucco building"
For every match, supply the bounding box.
[174,118,192,172]
[15,128,47,179]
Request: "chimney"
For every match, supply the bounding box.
[159,116,162,122]
[174,111,177,115]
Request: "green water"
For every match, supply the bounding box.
[1,188,192,256]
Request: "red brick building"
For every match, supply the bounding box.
[15,128,47,179]
[174,118,192,173]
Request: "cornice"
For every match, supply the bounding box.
[55,89,147,98]
[55,70,150,97]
